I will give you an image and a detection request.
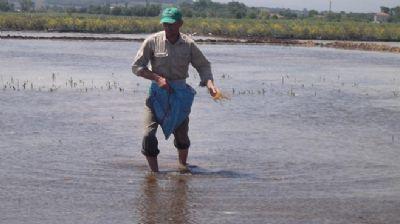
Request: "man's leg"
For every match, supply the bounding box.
[142,102,160,172]
[173,117,190,168]
[145,156,159,172]
[178,149,188,166]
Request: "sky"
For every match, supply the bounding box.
[214,0,400,12]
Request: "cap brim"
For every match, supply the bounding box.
[160,18,176,24]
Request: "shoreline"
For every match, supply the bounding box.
[1,32,400,54]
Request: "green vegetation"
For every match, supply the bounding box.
[19,0,35,11]
[66,4,162,17]
[0,13,160,33]
[381,6,400,22]
[1,13,400,41]
[179,0,250,19]
[0,0,14,11]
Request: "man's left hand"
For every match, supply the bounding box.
[206,80,218,97]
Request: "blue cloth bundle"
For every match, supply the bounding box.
[148,80,196,139]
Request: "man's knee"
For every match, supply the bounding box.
[142,133,160,157]
[174,138,190,150]
[174,118,190,150]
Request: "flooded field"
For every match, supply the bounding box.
[1,37,400,224]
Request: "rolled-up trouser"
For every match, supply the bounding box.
[141,99,190,157]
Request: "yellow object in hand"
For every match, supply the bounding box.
[213,90,230,101]
[213,90,222,100]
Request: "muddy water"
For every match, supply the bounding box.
[1,38,400,224]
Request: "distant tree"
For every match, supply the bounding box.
[88,5,100,14]
[392,6,400,15]
[280,9,297,19]
[192,0,226,18]
[121,7,132,16]
[246,7,259,19]
[257,10,270,20]
[0,0,13,11]
[389,6,400,22]
[380,6,390,14]
[193,0,212,11]
[227,1,247,19]
[101,4,110,14]
[111,6,122,15]
[308,10,319,17]
[179,2,193,17]
[78,7,87,13]
[65,7,77,15]
[19,0,34,11]
[146,4,161,17]
[345,12,374,22]
[326,12,341,22]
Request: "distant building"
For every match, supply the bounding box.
[374,12,390,23]
[302,8,309,17]
[270,13,284,19]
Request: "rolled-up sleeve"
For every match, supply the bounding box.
[190,43,213,86]
[132,38,152,75]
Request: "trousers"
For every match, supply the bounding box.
[141,98,190,157]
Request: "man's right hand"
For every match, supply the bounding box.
[155,75,170,91]
[137,69,170,91]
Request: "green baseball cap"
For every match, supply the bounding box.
[160,7,182,24]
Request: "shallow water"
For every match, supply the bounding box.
[1,38,400,224]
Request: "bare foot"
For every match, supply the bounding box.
[178,163,191,174]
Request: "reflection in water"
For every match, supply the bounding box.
[137,173,192,224]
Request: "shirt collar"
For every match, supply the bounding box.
[163,31,184,45]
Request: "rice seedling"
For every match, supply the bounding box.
[257,89,266,95]
[52,73,56,85]
[68,77,74,88]
[289,86,295,96]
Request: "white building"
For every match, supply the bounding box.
[374,12,390,23]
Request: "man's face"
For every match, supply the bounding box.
[163,21,183,37]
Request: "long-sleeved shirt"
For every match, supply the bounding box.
[132,31,213,86]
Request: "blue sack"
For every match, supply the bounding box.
[148,80,196,139]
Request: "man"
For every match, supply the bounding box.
[132,7,218,172]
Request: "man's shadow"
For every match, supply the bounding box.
[136,173,192,224]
